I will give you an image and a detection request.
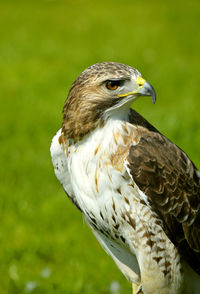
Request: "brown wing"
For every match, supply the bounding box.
[127,109,200,274]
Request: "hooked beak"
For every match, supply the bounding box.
[138,80,156,104]
[117,76,156,104]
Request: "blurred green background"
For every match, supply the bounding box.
[1,0,200,293]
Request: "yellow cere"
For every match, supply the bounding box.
[117,76,146,98]
[136,77,146,89]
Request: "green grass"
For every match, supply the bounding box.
[0,0,200,293]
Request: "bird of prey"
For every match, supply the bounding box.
[50,62,200,294]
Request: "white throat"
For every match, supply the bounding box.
[103,101,132,122]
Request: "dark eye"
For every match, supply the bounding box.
[105,80,121,91]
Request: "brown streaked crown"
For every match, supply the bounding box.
[62,62,139,141]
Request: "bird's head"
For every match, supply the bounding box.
[62,62,156,141]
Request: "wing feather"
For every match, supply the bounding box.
[127,109,200,274]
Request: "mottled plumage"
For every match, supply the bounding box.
[50,62,200,294]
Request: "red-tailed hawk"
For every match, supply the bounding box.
[50,62,200,294]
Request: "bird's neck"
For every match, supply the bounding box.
[62,110,104,143]
[62,104,131,143]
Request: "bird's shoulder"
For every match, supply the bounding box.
[50,129,82,210]
[50,129,72,192]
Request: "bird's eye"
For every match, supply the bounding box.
[105,80,121,91]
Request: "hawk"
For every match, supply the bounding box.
[50,62,200,294]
